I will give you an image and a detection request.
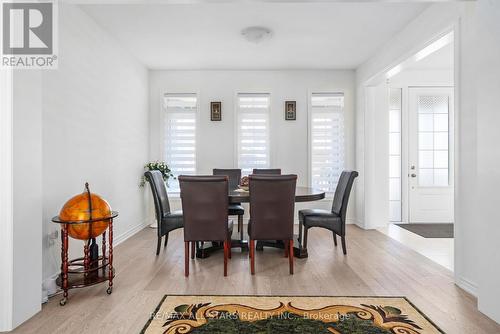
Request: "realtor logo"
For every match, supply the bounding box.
[1,1,58,69]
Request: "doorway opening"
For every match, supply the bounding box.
[380,31,455,271]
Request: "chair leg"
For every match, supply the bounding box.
[164,233,169,248]
[289,239,294,275]
[184,242,189,277]
[250,239,255,275]
[333,232,337,246]
[191,242,195,259]
[341,236,347,255]
[284,240,289,258]
[238,215,243,240]
[303,228,309,249]
[223,241,228,277]
[298,220,303,245]
[156,236,162,255]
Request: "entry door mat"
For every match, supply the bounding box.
[142,295,444,333]
[396,223,454,238]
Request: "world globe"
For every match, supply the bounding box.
[59,185,112,240]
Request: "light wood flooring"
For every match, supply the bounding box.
[12,225,500,333]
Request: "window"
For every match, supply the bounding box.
[236,93,270,175]
[417,95,450,187]
[389,88,402,222]
[309,93,345,193]
[163,93,197,192]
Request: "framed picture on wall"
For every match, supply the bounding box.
[211,102,222,121]
[285,101,296,120]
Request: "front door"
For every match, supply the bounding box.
[408,87,454,223]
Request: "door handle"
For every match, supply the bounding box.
[411,173,417,178]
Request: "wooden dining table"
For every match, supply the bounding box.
[195,186,325,259]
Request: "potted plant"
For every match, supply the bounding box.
[140,161,175,187]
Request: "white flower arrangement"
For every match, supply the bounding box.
[140,161,175,187]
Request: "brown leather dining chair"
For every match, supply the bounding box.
[248,174,297,275]
[144,170,183,255]
[179,175,233,277]
[252,168,282,175]
[213,169,244,240]
[299,170,358,255]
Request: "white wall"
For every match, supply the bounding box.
[12,71,43,329]
[149,70,356,221]
[474,0,500,323]
[0,69,44,331]
[0,70,13,332]
[41,3,149,297]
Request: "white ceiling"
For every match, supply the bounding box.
[81,2,428,70]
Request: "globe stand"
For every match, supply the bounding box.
[51,183,119,306]
[53,213,118,305]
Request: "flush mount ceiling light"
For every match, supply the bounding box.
[241,26,272,44]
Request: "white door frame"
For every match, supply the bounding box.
[388,85,455,224]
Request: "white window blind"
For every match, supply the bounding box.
[310,93,345,193]
[237,93,270,176]
[163,93,197,192]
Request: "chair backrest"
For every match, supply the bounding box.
[331,170,359,223]
[179,175,229,242]
[144,170,171,224]
[248,174,297,240]
[252,168,282,175]
[213,168,241,190]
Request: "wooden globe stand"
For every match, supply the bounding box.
[51,183,118,306]
[52,213,118,306]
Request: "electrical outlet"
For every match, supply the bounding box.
[48,230,59,246]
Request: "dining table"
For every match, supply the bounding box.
[195,186,325,259]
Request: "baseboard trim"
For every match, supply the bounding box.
[455,276,478,297]
[346,218,360,225]
[114,218,151,246]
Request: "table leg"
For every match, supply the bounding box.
[256,236,309,258]
[196,239,249,258]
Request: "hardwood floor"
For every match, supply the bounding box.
[13,225,500,333]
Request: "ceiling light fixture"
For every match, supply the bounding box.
[241,26,272,44]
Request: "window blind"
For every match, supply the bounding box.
[237,93,270,176]
[163,93,197,192]
[310,93,345,193]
